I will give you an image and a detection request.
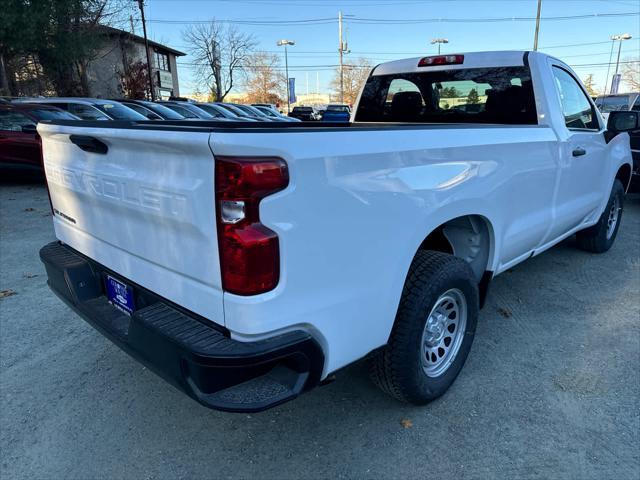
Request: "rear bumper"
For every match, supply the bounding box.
[39,241,324,412]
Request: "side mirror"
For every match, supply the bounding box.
[607,110,639,133]
[21,124,37,134]
[146,112,162,120]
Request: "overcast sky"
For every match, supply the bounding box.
[140,0,640,95]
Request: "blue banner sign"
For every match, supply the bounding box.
[288,78,296,104]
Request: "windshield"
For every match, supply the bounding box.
[235,105,260,116]
[293,107,312,112]
[28,108,78,120]
[182,104,214,118]
[221,104,251,117]
[163,103,197,118]
[95,102,146,120]
[145,102,185,119]
[326,105,350,112]
[255,106,278,117]
[198,104,236,118]
[595,95,633,113]
[356,66,537,124]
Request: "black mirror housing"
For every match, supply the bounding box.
[21,124,37,134]
[607,110,639,133]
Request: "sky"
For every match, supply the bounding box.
[137,0,640,96]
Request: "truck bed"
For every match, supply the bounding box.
[38,118,558,375]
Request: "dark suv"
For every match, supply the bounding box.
[289,106,317,121]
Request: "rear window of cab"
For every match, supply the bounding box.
[355,66,537,125]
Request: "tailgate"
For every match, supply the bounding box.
[38,123,224,325]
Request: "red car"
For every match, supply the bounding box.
[0,103,79,175]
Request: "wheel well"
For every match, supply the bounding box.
[616,164,631,192]
[419,215,492,283]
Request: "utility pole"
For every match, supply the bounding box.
[136,0,155,100]
[339,10,344,104]
[533,0,542,51]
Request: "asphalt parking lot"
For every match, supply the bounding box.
[1,179,639,480]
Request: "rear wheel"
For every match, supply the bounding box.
[369,250,479,404]
[576,179,624,253]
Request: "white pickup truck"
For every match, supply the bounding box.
[38,51,636,412]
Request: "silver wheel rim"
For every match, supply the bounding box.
[606,195,620,240]
[421,288,467,378]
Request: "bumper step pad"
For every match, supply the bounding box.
[39,241,323,412]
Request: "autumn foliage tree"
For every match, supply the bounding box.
[118,59,151,99]
[330,57,373,105]
[243,52,285,104]
[583,74,598,96]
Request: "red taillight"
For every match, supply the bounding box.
[418,55,464,67]
[215,156,289,295]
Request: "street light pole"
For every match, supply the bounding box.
[614,33,632,77]
[607,33,632,94]
[277,39,295,114]
[136,0,155,101]
[430,38,449,55]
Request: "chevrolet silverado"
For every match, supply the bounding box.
[37,51,636,412]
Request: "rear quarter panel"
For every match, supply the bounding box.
[211,125,558,375]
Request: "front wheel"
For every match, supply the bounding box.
[576,179,624,253]
[369,250,479,405]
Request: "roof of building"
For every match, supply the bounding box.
[97,25,186,57]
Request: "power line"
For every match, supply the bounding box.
[147,11,638,25]
[349,11,638,24]
[177,59,639,70]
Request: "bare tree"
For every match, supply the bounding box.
[183,21,256,102]
[329,57,373,105]
[622,59,640,91]
[244,52,285,104]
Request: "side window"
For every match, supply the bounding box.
[0,110,36,131]
[552,67,599,130]
[632,96,640,112]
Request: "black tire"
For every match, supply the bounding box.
[369,250,479,405]
[576,179,624,253]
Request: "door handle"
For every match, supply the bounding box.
[69,135,108,154]
[572,147,587,157]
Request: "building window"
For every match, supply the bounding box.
[155,51,170,71]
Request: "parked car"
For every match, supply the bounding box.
[194,103,247,121]
[595,93,640,190]
[321,104,351,122]
[156,101,215,119]
[115,99,186,120]
[288,105,318,121]
[13,97,146,121]
[0,103,78,175]
[595,92,639,119]
[233,104,278,121]
[37,51,635,413]
[252,105,300,122]
[215,103,262,121]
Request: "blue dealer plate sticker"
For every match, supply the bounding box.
[105,275,135,315]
